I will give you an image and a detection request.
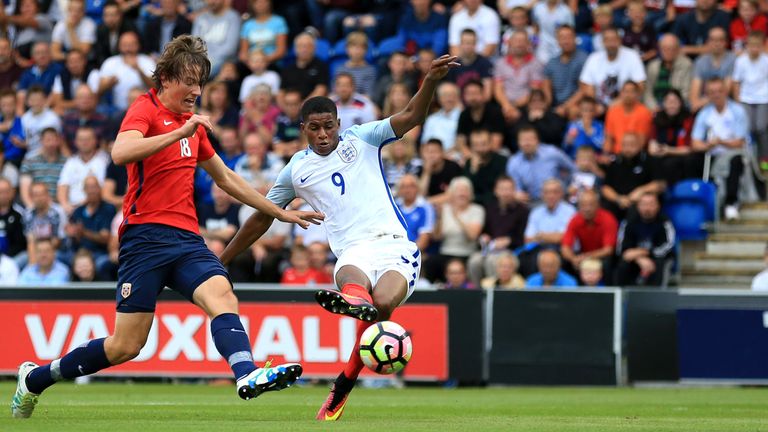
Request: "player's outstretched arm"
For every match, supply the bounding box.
[390,54,460,137]
[199,154,323,229]
[112,114,215,165]
[219,210,274,265]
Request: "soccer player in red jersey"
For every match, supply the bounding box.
[11,36,323,419]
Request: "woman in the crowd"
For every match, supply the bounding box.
[238,83,280,145]
[648,89,698,186]
[238,0,288,65]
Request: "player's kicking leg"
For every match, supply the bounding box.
[11,311,154,418]
[192,275,302,400]
[315,269,379,322]
[316,268,409,421]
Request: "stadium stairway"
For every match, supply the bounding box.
[680,202,768,288]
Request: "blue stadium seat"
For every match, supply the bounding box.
[315,38,332,62]
[376,36,405,59]
[664,180,717,241]
[576,33,593,54]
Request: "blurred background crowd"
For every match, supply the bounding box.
[0,0,765,289]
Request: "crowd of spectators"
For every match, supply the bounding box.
[0,0,766,289]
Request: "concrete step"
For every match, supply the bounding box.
[678,274,753,288]
[738,207,768,220]
[709,232,768,241]
[741,202,768,210]
[682,266,757,277]
[692,253,765,272]
[705,239,766,256]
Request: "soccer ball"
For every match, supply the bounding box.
[359,321,413,374]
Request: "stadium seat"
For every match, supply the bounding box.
[315,38,332,62]
[376,36,404,59]
[576,33,593,54]
[664,180,717,241]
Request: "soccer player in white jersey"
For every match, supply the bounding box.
[220,54,459,421]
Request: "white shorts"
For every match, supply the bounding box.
[333,236,421,304]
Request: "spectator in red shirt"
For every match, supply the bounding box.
[560,189,618,282]
[730,0,768,53]
[281,244,330,285]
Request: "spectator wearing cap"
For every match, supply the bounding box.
[279,32,330,101]
[456,79,505,156]
[98,32,155,112]
[691,78,751,221]
[643,33,693,111]
[418,138,464,205]
[494,30,543,124]
[395,0,448,56]
[579,28,646,109]
[601,132,665,220]
[689,27,735,112]
[614,192,676,286]
[561,189,618,281]
[543,25,588,120]
[673,0,730,57]
[506,127,574,203]
[448,0,501,58]
[93,1,138,67]
[142,0,192,57]
[191,0,241,75]
[525,249,578,288]
[604,81,653,154]
[330,73,377,129]
[445,29,494,102]
[421,82,462,156]
[50,0,97,62]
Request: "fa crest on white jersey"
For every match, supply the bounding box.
[336,139,357,163]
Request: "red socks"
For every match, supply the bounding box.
[341,283,373,303]
[343,320,373,380]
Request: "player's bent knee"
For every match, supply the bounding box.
[106,337,146,365]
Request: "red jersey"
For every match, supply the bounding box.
[562,209,619,253]
[281,268,333,285]
[118,88,215,238]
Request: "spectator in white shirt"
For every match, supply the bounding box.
[50,0,96,62]
[57,126,109,214]
[422,82,462,155]
[239,50,281,103]
[731,31,768,166]
[21,85,62,156]
[531,0,574,64]
[579,28,647,109]
[98,31,155,111]
[449,0,501,58]
[329,73,377,129]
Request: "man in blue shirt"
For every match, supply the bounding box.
[506,126,574,203]
[18,238,70,285]
[396,174,435,252]
[66,176,116,279]
[17,42,64,105]
[525,249,578,288]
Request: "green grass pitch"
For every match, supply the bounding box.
[1,382,767,431]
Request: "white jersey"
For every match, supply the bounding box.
[266,118,408,258]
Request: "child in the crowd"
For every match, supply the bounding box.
[730,0,768,53]
[591,5,614,52]
[579,258,604,287]
[732,31,768,168]
[623,1,657,62]
[281,245,328,286]
[567,146,602,205]
[564,96,605,158]
[334,31,377,97]
[501,6,538,56]
[238,50,281,103]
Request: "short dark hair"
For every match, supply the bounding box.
[424,138,444,148]
[495,175,515,188]
[462,79,484,92]
[153,35,211,90]
[27,85,46,96]
[334,72,356,86]
[41,127,59,138]
[300,96,337,121]
[517,125,539,138]
[460,28,477,38]
[579,95,597,105]
[622,80,640,91]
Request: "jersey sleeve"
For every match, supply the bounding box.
[119,98,154,136]
[265,157,297,208]
[349,117,398,148]
[197,129,215,161]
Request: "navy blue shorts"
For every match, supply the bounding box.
[116,224,230,313]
